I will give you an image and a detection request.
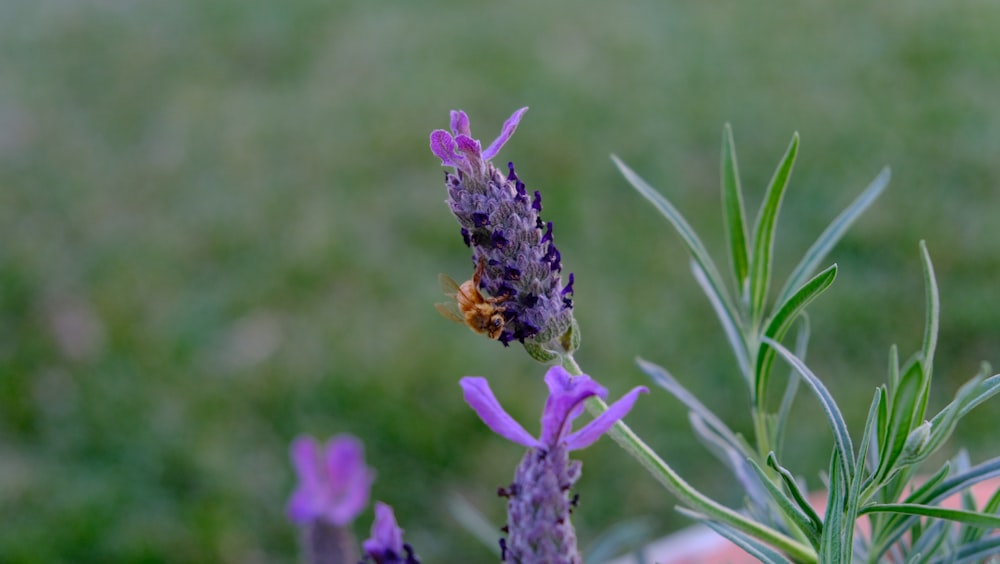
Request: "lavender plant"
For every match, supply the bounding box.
[426,109,1000,563]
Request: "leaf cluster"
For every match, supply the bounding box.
[614,128,1000,563]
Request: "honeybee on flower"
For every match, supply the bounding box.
[436,258,508,340]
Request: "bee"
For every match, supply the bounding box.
[436,259,508,339]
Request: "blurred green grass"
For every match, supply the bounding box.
[1,0,999,561]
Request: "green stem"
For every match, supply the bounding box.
[561,353,817,564]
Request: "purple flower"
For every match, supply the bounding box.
[362,502,420,564]
[461,366,647,452]
[430,109,577,356]
[287,434,374,526]
[460,367,648,563]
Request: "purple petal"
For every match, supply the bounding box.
[362,501,404,558]
[482,107,528,160]
[450,110,471,137]
[460,377,540,448]
[430,129,461,166]
[539,366,607,447]
[565,385,649,451]
[287,436,321,522]
[455,134,482,158]
[324,435,374,525]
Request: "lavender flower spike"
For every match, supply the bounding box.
[288,434,375,564]
[461,367,648,563]
[362,502,420,564]
[431,108,579,360]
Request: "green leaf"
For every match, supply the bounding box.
[776,166,890,305]
[677,508,796,564]
[749,133,799,326]
[637,357,745,454]
[764,453,824,541]
[909,520,949,563]
[872,359,923,487]
[948,536,1000,564]
[691,259,752,381]
[916,369,999,465]
[919,241,939,384]
[845,388,882,560]
[746,457,820,546]
[774,317,809,458]
[820,449,846,562]
[764,336,855,479]
[756,264,837,404]
[900,462,952,506]
[914,455,1000,507]
[721,123,750,293]
[869,385,888,474]
[859,504,1000,529]
[956,371,1000,419]
[871,456,1000,558]
[614,155,749,376]
[961,486,1000,544]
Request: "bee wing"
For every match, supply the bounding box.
[435,301,465,323]
[438,273,461,295]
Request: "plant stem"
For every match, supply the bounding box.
[562,353,818,563]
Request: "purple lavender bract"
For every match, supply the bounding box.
[430,108,577,353]
[362,502,420,564]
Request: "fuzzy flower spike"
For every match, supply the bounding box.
[461,367,648,563]
[287,434,376,564]
[431,109,578,360]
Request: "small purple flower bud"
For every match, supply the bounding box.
[460,367,648,563]
[431,109,578,358]
[362,502,420,564]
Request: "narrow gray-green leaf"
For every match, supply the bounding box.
[746,459,817,542]
[961,486,1000,544]
[820,449,846,562]
[777,166,890,305]
[873,456,1000,557]
[909,520,949,563]
[948,536,1000,564]
[775,317,809,458]
[764,337,856,478]
[756,264,837,404]
[638,357,746,454]
[844,389,881,561]
[614,155,745,367]
[749,133,799,326]
[873,359,923,486]
[918,370,997,465]
[956,372,1000,420]
[721,123,750,293]
[919,240,939,391]
[764,453,823,541]
[613,155,729,297]
[691,258,752,380]
[677,508,796,564]
[915,455,1000,506]
[859,504,1000,529]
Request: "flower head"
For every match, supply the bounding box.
[460,367,647,563]
[362,502,420,564]
[431,109,577,356]
[287,434,374,526]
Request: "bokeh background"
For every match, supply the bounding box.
[2,0,999,561]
